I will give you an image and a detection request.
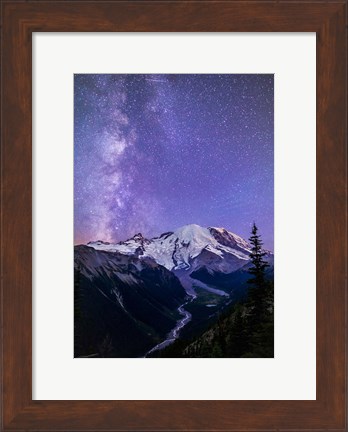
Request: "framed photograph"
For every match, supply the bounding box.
[73,72,275,361]
[1,1,346,431]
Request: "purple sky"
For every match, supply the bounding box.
[74,74,274,250]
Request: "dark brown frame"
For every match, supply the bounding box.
[1,1,347,430]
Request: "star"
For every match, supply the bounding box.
[74,74,274,250]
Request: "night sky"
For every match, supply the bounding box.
[74,74,274,250]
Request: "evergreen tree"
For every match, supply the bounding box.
[245,223,273,356]
[247,223,269,318]
[248,223,269,289]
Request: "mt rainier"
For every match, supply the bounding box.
[88,224,256,274]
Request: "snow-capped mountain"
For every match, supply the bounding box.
[75,224,274,357]
[88,224,253,273]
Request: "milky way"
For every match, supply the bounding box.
[74,74,274,250]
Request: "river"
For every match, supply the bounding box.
[143,274,229,357]
[144,294,196,357]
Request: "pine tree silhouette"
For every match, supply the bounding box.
[245,223,272,356]
[247,223,269,314]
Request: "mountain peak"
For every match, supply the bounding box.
[87,240,110,246]
[178,223,203,230]
[173,224,208,238]
[87,223,255,272]
[209,227,249,250]
[132,232,146,241]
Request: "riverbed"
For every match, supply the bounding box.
[144,294,196,357]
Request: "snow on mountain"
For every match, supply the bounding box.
[87,224,252,273]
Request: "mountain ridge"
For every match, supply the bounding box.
[86,224,267,272]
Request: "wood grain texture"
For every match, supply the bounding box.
[1,1,346,431]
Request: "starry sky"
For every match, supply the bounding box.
[74,74,274,250]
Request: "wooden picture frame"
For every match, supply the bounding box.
[1,1,346,430]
